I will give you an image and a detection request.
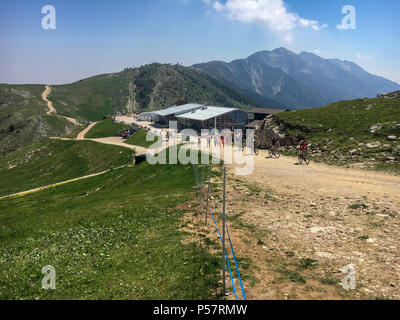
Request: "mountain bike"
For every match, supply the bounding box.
[242,140,259,155]
[298,150,311,165]
[268,145,281,159]
[252,142,259,155]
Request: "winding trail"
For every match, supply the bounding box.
[77,122,98,140]
[42,85,80,126]
[0,165,127,200]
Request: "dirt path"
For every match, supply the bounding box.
[41,85,80,126]
[58,136,148,155]
[220,150,400,300]
[88,137,148,154]
[76,122,98,140]
[0,165,128,200]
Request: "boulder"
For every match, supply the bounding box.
[370,124,381,134]
[349,149,358,155]
[388,136,397,141]
[366,142,381,148]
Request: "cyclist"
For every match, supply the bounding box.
[252,135,259,155]
[300,140,308,153]
[271,137,280,149]
[299,140,309,159]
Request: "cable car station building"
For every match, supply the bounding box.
[148,104,248,131]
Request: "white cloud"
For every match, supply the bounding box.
[207,0,327,41]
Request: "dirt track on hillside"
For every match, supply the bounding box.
[41,85,79,126]
[218,150,400,299]
[76,122,98,139]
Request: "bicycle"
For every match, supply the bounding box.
[298,149,311,165]
[254,144,259,155]
[242,140,259,155]
[268,145,281,159]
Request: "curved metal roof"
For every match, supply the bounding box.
[177,106,244,121]
[154,104,204,117]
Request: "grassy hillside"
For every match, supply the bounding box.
[125,129,160,148]
[0,139,133,196]
[0,64,264,155]
[0,85,76,156]
[272,96,400,172]
[85,119,129,139]
[49,63,263,121]
[49,76,132,122]
[0,156,220,299]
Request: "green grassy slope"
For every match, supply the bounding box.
[49,76,131,122]
[274,96,400,172]
[0,139,133,196]
[0,159,220,299]
[125,129,160,148]
[84,119,129,139]
[0,84,76,156]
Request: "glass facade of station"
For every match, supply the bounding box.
[178,110,248,131]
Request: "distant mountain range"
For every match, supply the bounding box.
[193,47,400,109]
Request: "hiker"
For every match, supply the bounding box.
[214,135,218,148]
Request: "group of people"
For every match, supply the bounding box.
[255,136,309,156]
[197,134,236,149]
[195,133,309,154]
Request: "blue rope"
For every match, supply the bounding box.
[226,225,247,300]
[209,210,238,300]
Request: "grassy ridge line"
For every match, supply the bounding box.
[0,156,220,299]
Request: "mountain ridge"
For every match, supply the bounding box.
[193,48,400,109]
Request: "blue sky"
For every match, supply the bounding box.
[0,0,399,84]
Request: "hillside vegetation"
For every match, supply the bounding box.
[48,63,263,122]
[0,155,220,299]
[260,95,400,173]
[84,119,129,139]
[125,129,160,148]
[0,139,133,196]
[0,85,76,156]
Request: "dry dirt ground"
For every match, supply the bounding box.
[185,150,400,300]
